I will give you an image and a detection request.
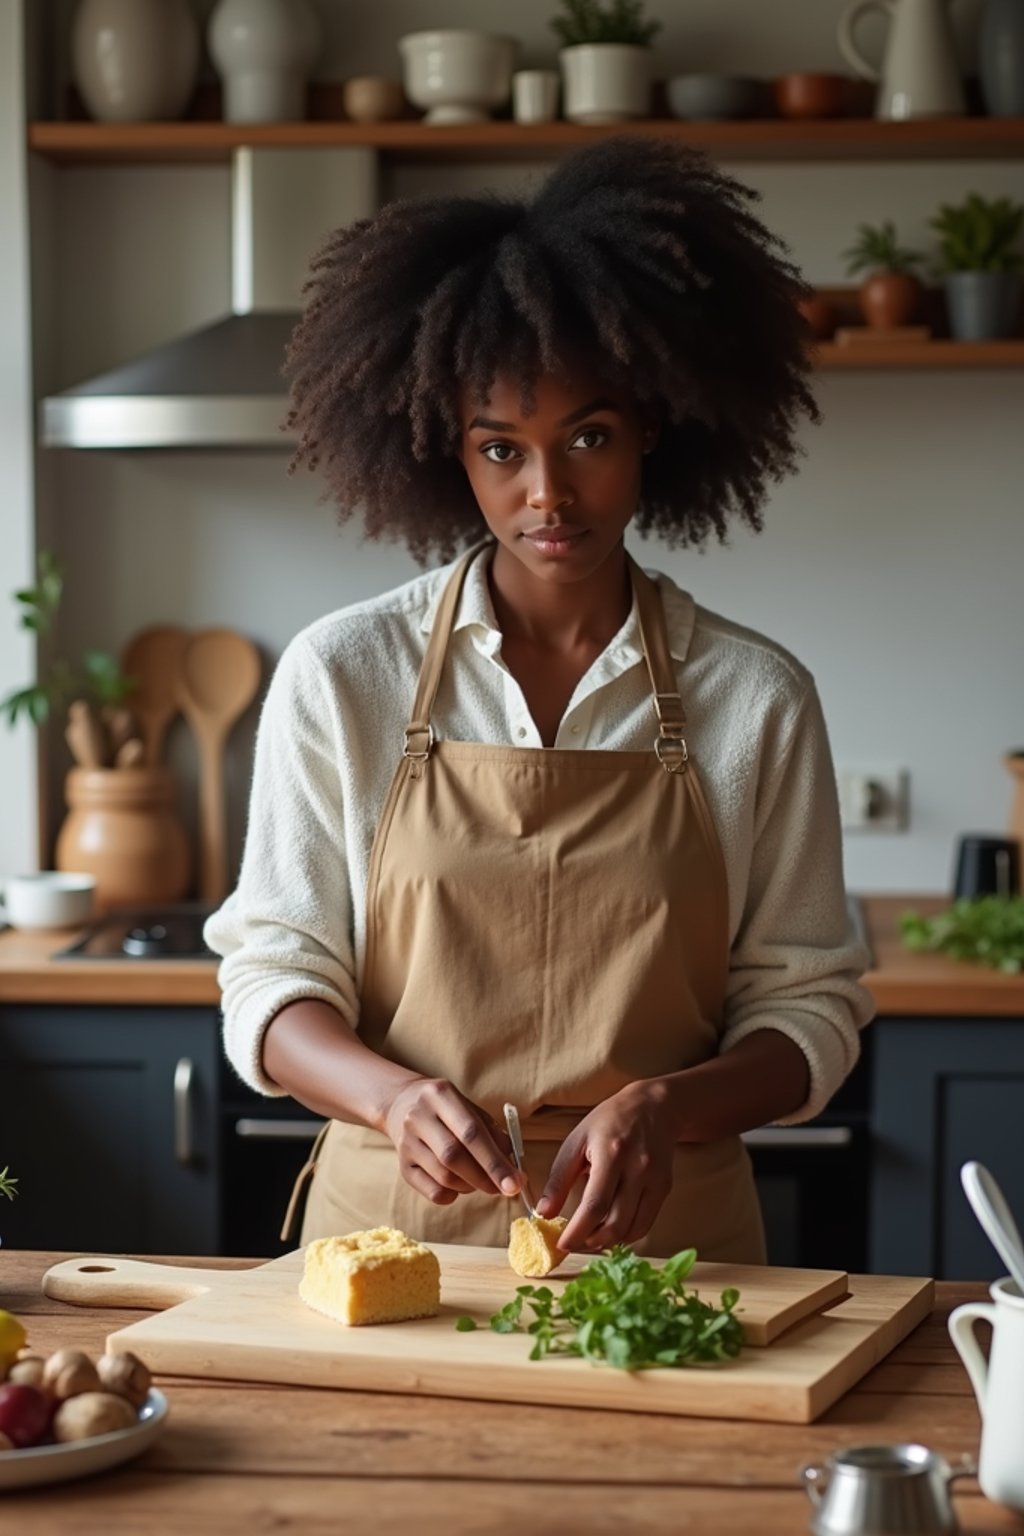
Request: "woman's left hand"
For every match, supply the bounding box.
[535,1082,679,1252]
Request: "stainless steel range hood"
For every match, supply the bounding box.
[41,147,378,450]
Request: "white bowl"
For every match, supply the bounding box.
[398,30,518,124]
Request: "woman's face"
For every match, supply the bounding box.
[456,365,656,585]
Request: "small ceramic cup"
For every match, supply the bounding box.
[342,75,406,123]
[773,72,849,120]
[513,69,560,124]
[0,872,97,930]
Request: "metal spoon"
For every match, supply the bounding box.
[961,1161,1024,1294]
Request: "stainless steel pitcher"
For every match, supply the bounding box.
[800,1444,976,1535]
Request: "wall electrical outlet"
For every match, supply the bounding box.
[836,766,908,832]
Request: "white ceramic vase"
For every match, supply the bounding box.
[71,0,200,122]
[208,0,322,124]
[559,43,652,124]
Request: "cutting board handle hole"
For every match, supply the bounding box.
[77,1264,115,1273]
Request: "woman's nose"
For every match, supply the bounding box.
[526,459,574,512]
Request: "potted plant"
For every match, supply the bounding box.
[930,193,1024,341]
[551,0,661,124]
[0,1166,17,1254]
[2,552,191,908]
[841,221,926,330]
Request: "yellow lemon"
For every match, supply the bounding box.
[0,1309,27,1372]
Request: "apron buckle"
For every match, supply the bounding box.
[403,722,435,762]
[655,732,689,774]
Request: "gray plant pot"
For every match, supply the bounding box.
[944,271,1022,340]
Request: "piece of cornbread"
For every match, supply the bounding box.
[508,1215,570,1278]
[299,1227,441,1326]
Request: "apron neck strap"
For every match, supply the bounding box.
[404,540,488,757]
[404,542,693,764]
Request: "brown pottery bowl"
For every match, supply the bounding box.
[773,72,849,120]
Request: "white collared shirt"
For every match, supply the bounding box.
[205,547,874,1122]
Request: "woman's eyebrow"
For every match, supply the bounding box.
[466,397,621,432]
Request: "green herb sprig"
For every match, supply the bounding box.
[0,1167,18,1202]
[901,897,1024,974]
[456,1245,743,1371]
[550,0,662,49]
[1,551,134,729]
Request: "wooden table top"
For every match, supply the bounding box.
[1,1251,1018,1533]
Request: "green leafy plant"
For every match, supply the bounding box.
[0,551,134,729]
[550,0,662,48]
[842,221,925,278]
[930,194,1024,274]
[455,1245,743,1370]
[901,897,1024,974]
[0,1168,18,1202]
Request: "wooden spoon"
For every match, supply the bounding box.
[121,625,190,767]
[175,628,262,904]
[66,699,109,768]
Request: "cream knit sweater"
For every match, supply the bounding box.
[205,546,874,1125]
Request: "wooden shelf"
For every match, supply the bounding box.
[817,339,1024,368]
[26,114,1024,166]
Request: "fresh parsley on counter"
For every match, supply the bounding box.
[901,896,1024,973]
[456,1245,743,1370]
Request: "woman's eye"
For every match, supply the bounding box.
[571,428,607,450]
[482,443,520,464]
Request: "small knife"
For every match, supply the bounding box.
[503,1102,538,1221]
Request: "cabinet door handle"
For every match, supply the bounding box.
[742,1127,853,1149]
[174,1057,195,1166]
[235,1118,324,1141]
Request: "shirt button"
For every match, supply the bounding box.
[516,726,527,739]
[570,724,581,735]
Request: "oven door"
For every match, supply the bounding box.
[219,1103,323,1256]
[744,1118,871,1272]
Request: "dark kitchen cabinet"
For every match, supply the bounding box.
[0,1006,221,1255]
[870,1017,1024,1280]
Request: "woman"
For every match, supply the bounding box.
[205,137,873,1263]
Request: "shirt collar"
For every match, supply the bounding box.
[419,542,693,664]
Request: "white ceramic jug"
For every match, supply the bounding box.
[948,1278,1024,1512]
[837,0,966,118]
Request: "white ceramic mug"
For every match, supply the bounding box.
[948,1277,1024,1511]
[513,69,560,123]
[0,872,97,930]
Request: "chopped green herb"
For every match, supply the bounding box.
[454,1316,478,1332]
[901,897,1024,974]
[474,1245,743,1371]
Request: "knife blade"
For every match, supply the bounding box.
[503,1102,538,1221]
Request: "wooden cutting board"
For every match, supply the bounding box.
[42,1246,931,1424]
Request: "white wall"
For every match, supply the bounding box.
[22,0,1024,892]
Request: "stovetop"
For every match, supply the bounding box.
[54,904,217,961]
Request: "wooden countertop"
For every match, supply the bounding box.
[2,1249,1017,1534]
[1,895,1023,1017]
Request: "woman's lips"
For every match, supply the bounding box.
[523,527,588,557]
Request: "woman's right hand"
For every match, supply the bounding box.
[383,1077,523,1206]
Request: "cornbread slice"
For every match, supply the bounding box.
[299,1227,441,1326]
[508,1215,570,1278]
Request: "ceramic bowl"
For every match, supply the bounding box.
[0,1390,168,1492]
[342,75,407,123]
[666,74,764,121]
[773,72,849,120]
[398,30,518,124]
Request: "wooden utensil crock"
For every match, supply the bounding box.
[1007,751,1024,891]
[55,766,191,911]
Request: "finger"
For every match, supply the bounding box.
[622,1185,670,1248]
[558,1161,622,1252]
[408,1137,477,1195]
[429,1102,521,1196]
[587,1183,645,1251]
[537,1138,588,1220]
[401,1160,461,1206]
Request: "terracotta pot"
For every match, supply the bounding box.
[797,294,838,339]
[859,271,922,329]
[773,72,849,119]
[55,767,191,912]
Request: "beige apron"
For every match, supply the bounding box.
[287,542,765,1262]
